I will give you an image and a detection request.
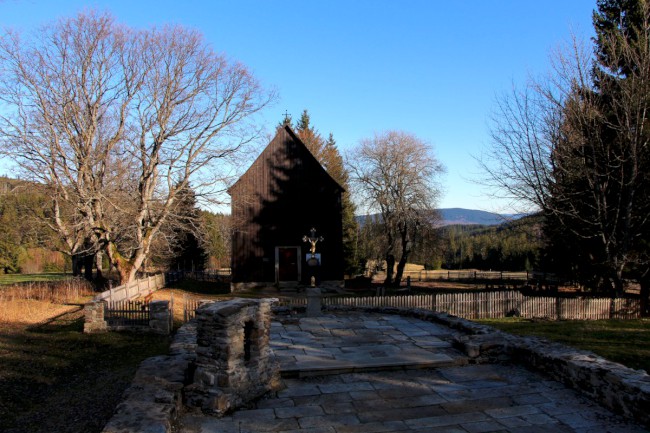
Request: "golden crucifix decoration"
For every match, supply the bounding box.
[302,227,324,257]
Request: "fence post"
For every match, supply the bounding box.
[183,293,187,323]
[170,291,174,331]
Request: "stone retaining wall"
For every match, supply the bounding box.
[101,298,281,432]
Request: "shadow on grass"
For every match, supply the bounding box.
[0,310,170,433]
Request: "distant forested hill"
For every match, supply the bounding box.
[357,208,525,227]
[437,208,524,226]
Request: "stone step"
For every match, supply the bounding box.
[278,349,468,378]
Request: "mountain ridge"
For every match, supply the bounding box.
[437,207,524,226]
[357,208,525,227]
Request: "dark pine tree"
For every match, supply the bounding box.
[168,185,208,272]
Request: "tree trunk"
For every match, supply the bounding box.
[384,254,395,286]
[640,276,650,318]
[394,255,408,288]
[95,251,103,279]
[106,243,137,285]
[83,253,94,281]
[394,223,414,288]
[71,254,83,277]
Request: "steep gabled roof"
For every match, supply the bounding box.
[228,124,344,195]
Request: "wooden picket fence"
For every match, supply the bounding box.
[321,291,640,320]
[182,296,225,323]
[180,290,640,323]
[183,297,202,323]
[105,300,151,326]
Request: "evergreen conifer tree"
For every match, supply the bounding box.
[169,185,208,271]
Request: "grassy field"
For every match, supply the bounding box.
[477,317,650,373]
[0,275,171,433]
[0,310,170,433]
[0,273,71,285]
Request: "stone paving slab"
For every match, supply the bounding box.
[271,313,466,377]
[178,365,647,433]
[177,312,648,433]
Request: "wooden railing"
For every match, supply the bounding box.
[93,274,165,303]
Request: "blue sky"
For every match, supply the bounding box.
[0,0,596,213]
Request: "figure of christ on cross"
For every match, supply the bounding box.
[302,228,323,256]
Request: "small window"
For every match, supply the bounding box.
[243,321,254,362]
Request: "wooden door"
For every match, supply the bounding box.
[277,247,299,281]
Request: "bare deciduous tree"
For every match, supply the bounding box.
[480,1,650,306]
[0,10,275,283]
[347,131,444,287]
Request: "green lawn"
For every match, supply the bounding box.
[477,317,650,373]
[0,273,71,285]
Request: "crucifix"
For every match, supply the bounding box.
[303,228,324,257]
[283,110,291,125]
[303,228,323,287]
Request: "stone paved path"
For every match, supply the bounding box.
[270,313,467,376]
[177,312,648,433]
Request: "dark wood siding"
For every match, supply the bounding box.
[229,126,344,285]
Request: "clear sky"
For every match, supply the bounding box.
[0,0,597,213]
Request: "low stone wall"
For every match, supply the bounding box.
[326,305,650,429]
[101,322,197,433]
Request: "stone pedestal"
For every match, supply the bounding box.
[149,300,171,334]
[306,287,322,317]
[185,298,282,416]
[83,301,108,333]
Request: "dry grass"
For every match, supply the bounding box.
[0,300,81,325]
[0,278,95,325]
[0,278,94,303]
